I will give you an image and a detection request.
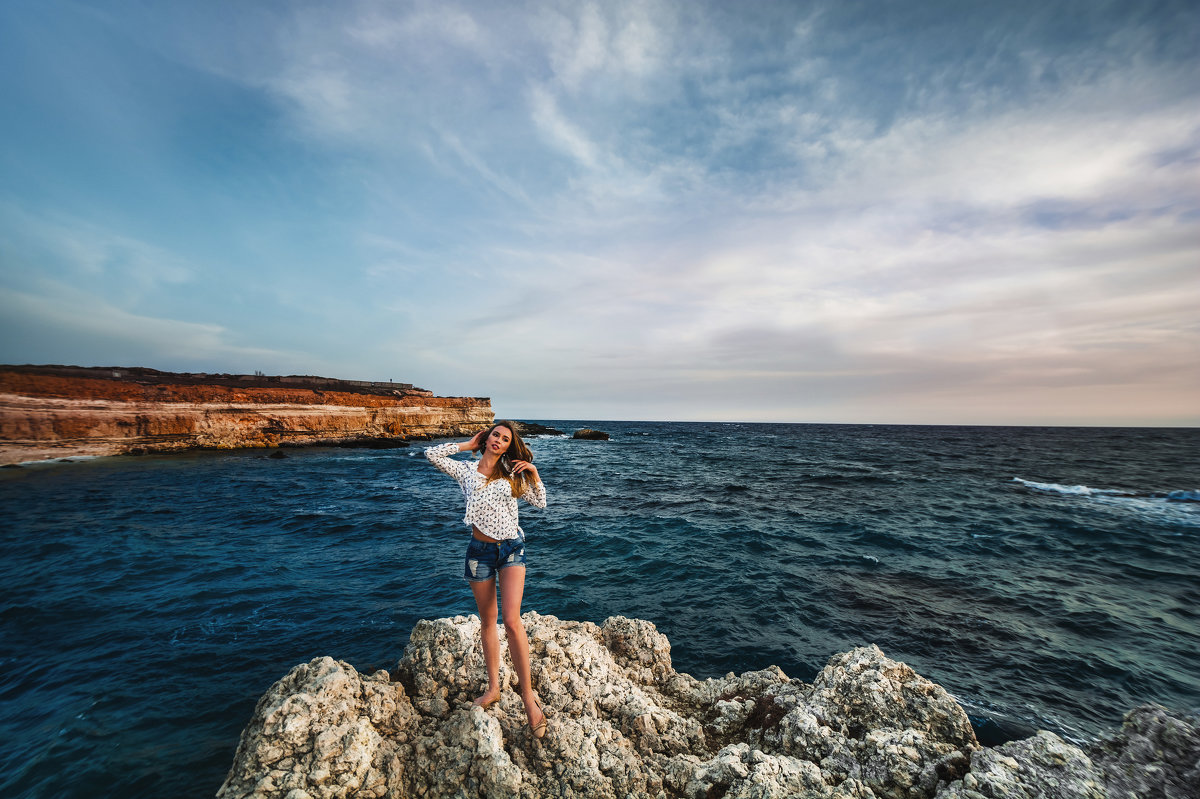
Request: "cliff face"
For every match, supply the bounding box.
[0,370,493,465]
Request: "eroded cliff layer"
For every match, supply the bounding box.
[0,367,493,465]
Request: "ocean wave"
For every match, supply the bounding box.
[1012,477,1200,526]
[1,453,107,470]
[1013,477,1200,502]
[1012,478,1132,497]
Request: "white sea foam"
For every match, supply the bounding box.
[1011,478,1130,496]
[5,454,106,469]
[1013,477,1200,527]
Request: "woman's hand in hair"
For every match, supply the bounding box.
[511,460,540,482]
[461,429,487,452]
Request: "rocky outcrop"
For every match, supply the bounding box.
[510,421,566,438]
[935,731,1107,799]
[1088,705,1200,799]
[573,428,610,440]
[217,613,1197,799]
[0,368,493,465]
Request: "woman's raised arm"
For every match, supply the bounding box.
[424,441,470,481]
[512,461,546,508]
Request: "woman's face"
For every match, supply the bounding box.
[486,426,512,456]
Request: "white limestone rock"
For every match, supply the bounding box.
[936,730,1107,799]
[1087,704,1200,799]
[218,614,1192,799]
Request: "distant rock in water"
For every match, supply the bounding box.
[511,421,566,437]
[573,428,610,440]
[216,613,1197,799]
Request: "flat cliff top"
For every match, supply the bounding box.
[0,365,488,407]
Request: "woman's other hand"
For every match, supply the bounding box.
[511,460,539,481]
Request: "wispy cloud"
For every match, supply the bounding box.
[0,204,194,307]
[528,85,603,171]
[0,284,301,371]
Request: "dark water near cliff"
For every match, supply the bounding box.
[1,422,1198,798]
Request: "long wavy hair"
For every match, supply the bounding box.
[474,420,535,497]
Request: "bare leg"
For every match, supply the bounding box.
[499,566,544,730]
[469,578,502,707]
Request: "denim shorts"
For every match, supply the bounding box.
[464,537,527,583]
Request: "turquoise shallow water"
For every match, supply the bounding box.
[2,421,1198,798]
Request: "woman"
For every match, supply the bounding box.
[424,421,548,738]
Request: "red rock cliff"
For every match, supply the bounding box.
[0,368,494,465]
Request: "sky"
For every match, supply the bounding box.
[1,0,1197,426]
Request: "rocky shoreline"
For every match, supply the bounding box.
[0,366,494,465]
[218,613,1198,799]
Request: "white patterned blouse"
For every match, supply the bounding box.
[424,442,547,541]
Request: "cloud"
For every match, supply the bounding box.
[0,284,300,372]
[528,85,602,170]
[435,131,535,207]
[536,0,669,94]
[818,83,1200,218]
[0,203,322,375]
[0,203,195,307]
[2,0,1196,423]
[347,2,487,53]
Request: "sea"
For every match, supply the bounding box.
[1,421,1198,799]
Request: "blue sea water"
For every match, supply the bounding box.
[1,421,1198,798]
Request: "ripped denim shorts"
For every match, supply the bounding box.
[464,537,526,583]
